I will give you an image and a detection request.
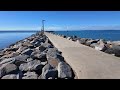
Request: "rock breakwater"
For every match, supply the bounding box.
[50,32,120,57]
[0,32,75,79]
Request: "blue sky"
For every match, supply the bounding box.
[0,11,120,31]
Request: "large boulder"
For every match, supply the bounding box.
[94,40,107,51]
[1,74,18,79]
[79,38,88,44]
[14,55,29,66]
[19,60,43,72]
[46,48,64,68]
[58,62,72,79]
[31,52,47,62]
[112,41,120,46]
[22,72,38,79]
[41,64,57,79]
[3,64,18,74]
[105,45,120,57]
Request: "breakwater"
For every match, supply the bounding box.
[0,32,75,79]
[50,32,120,57]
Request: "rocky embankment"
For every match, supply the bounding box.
[0,32,75,79]
[50,32,120,57]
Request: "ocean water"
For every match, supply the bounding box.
[0,32,36,49]
[0,30,120,50]
[54,30,120,41]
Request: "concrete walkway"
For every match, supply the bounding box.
[45,32,120,79]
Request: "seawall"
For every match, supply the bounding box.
[45,32,120,79]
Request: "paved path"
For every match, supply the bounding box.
[45,32,120,79]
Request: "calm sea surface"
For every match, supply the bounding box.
[0,31,36,49]
[54,30,120,41]
[0,30,120,49]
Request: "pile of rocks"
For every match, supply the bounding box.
[0,32,75,79]
[51,33,120,57]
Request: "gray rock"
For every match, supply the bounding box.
[14,55,29,66]
[21,48,33,55]
[58,62,72,78]
[41,64,57,79]
[105,45,120,57]
[79,38,88,44]
[85,39,98,46]
[41,42,53,48]
[46,48,64,67]
[3,64,18,74]
[1,74,18,79]
[13,43,22,49]
[39,46,46,52]
[31,52,47,62]
[27,58,33,62]
[0,67,6,78]
[19,60,43,71]
[34,41,41,47]
[16,46,28,53]
[94,40,107,51]
[22,72,38,79]
[19,63,28,72]
[0,58,15,65]
[42,69,58,79]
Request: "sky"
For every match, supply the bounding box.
[0,11,120,31]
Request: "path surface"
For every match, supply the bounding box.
[45,32,120,79]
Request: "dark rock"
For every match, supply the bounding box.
[14,55,29,66]
[39,46,46,52]
[21,49,33,56]
[42,69,58,79]
[34,41,41,47]
[58,62,72,79]
[22,72,38,79]
[41,64,58,79]
[105,45,120,57]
